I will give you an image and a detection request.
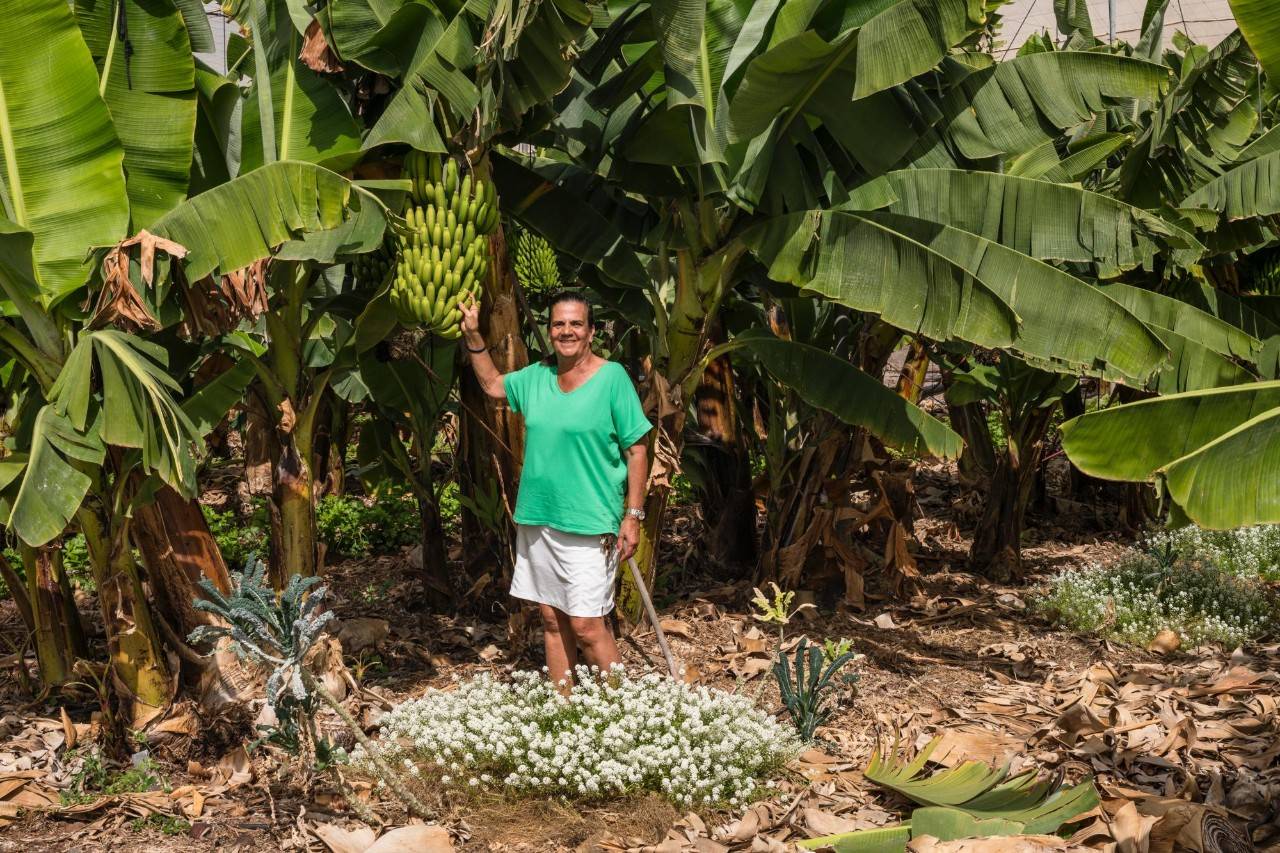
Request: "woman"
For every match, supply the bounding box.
[460,292,651,681]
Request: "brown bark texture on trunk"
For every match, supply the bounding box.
[967,405,1056,581]
[691,348,757,577]
[459,216,527,604]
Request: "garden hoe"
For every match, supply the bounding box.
[625,555,680,680]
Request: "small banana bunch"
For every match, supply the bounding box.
[390,152,499,337]
[513,228,560,294]
[352,240,393,290]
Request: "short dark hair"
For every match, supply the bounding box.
[547,290,594,328]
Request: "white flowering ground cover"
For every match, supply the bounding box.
[351,666,801,807]
[1038,526,1279,647]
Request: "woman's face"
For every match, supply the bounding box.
[549,301,592,360]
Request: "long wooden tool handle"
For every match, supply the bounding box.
[627,556,679,679]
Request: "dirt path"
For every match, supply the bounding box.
[1,518,1276,851]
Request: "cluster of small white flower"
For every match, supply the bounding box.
[1154,525,1280,583]
[1039,527,1278,647]
[350,666,800,806]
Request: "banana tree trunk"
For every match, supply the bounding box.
[967,405,1056,581]
[895,339,930,403]
[619,238,746,626]
[270,435,318,586]
[131,483,232,637]
[311,388,348,499]
[691,337,757,578]
[947,401,996,483]
[0,551,34,639]
[459,185,526,599]
[79,503,173,725]
[21,544,87,687]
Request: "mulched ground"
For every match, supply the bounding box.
[0,466,1276,852]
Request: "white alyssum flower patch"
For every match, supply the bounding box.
[351,666,800,806]
[1038,525,1278,647]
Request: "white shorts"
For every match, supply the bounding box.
[510,524,620,617]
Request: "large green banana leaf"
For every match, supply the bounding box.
[148,161,387,280]
[240,0,362,172]
[1061,380,1280,481]
[884,170,1205,276]
[5,406,105,547]
[741,209,1018,351]
[50,329,200,492]
[1159,405,1280,527]
[943,52,1169,160]
[75,0,197,229]
[708,329,964,459]
[1182,150,1280,224]
[0,0,129,305]
[1229,0,1280,81]
[1100,284,1261,360]
[865,212,1167,381]
[1062,382,1280,528]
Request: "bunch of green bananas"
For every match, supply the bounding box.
[352,240,394,290]
[513,228,560,294]
[391,152,500,337]
[1249,249,1280,294]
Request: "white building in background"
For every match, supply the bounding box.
[997,0,1239,55]
[196,0,1241,73]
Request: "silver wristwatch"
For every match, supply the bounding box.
[626,507,646,521]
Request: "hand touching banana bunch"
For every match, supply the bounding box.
[390,152,500,338]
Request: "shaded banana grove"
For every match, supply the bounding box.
[0,0,1277,738]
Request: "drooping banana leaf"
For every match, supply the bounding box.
[942,52,1168,160]
[1100,283,1261,361]
[0,0,130,305]
[148,161,387,281]
[1182,150,1280,226]
[1060,380,1280,482]
[1229,0,1280,81]
[5,405,105,547]
[1007,133,1129,182]
[863,212,1168,382]
[741,210,1018,352]
[240,0,362,172]
[883,170,1205,277]
[706,328,964,459]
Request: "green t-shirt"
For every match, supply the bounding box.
[504,360,652,535]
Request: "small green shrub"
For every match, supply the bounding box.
[437,481,462,534]
[1039,528,1279,647]
[316,486,418,559]
[62,534,92,592]
[128,814,190,835]
[202,500,268,569]
[60,749,168,805]
[1,535,93,594]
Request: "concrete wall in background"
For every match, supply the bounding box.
[193,1,1240,73]
[997,0,1238,56]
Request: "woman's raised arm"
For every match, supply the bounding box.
[461,296,508,400]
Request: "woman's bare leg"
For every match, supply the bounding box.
[568,615,621,672]
[539,604,578,688]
